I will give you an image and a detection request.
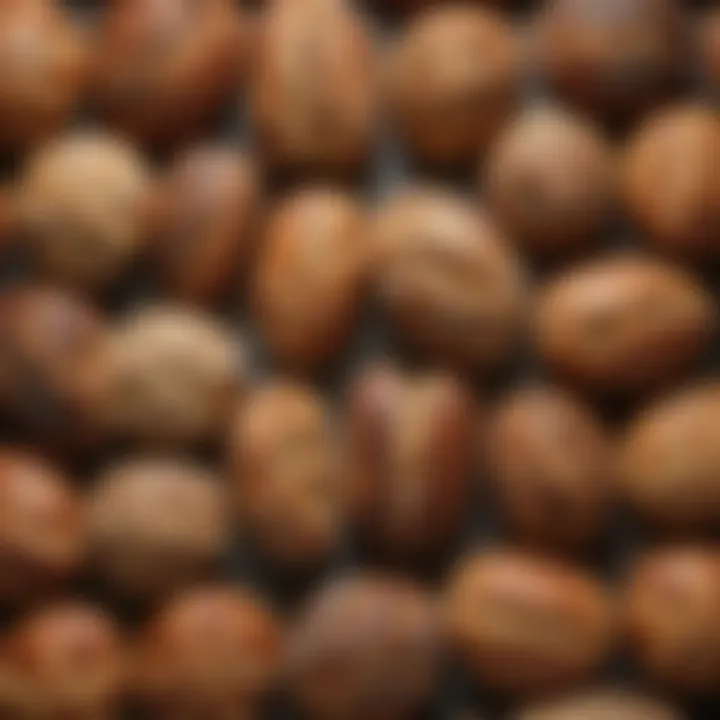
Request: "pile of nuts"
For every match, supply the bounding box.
[0,0,718,718]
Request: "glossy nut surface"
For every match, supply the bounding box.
[485,105,614,257]
[625,547,720,693]
[347,363,475,561]
[486,384,611,550]
[623,105,720,259]
[253,188,368,370]
[533,253,714,394]
[287,574,440,720]
[228,380,341,569]
[251,0,375,176]
[444,551,615,694]
[389,5,520,167]
[20,132,152,291]
[94,0,246,147]
[88,456,230,602]
[151,145,261,305]
[374,186,526,368]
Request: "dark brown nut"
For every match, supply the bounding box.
[287,575,440,720]
[537,0,686,123]
[0,603,124,720]
[389,5,520,167]
[0,450,84,607]
[88,456,230,602]
[623,105,720,259]
[135,586,282,719]
[486,384,611,551]
[228,380,340,569]
[151,145,261,305]
[444,550,615,695]
[374,186,526,369]
[19,132,153,291]
[0,189,18,253]
[253,188,368,370]
[0,0,88,152]
[251,0,375,177]
[102,304,240,446]
[701,10,720,90]
[347,363,475,561]
[0,285,107,450]
[485,105,615,257]
[94,0,246,148]
[625,547,720,694]
[619,383,720,532]
[533,253,714,395]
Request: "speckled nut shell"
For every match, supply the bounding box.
[389,4,520,167]
[625,547,720,694]
[533,253,714,395]
[623,105,720,259]
[444,550,615,695]
[287,574,440,720]
[484,105,615,257]
[94,0,247,147]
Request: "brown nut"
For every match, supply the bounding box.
[0,450,84,607]
[0,189,18,254]
[537,0,687,123]
[88,456,230,602]
[533,253,714,395]
[374,186,526,368]
[625,547,720,694]
[485,105,615,257]
[135,586,282,719]
[389,5,520,167]
[701,10,720,90]
[0,0,88,152]
[347,363,475,561]
[0,603,124,720]
[444,550,615,695]
[102,304,241,446]
[623,105,720,259]
[94,0,246,147]
[151,145,261,305]
[251,0,375,176]
[619,383,720,532]
[486,384,612,551]
[20,132,153,291]
[287,574,440,720]
[228,380,341,569]
[253,187,368,370]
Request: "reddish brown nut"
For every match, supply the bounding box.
[389,5,520,167]
[625,547,720,694]
[484,105,615,257]
[251,0,375,176]
[228,380,340,570]
[151,145,261,305]
[253,188,368,370]
[701,10,720,89]
[0,189,18,253]
[0,285,107,450]
[0,450,84,607]
[537,0,687,123]
[619,383,720,532]
[94,0,246,147]
[623,105,720,259]
[287,574,440,720]
[0,603,124,720]
[0,0,88,152]
[88,456,230,602]
[444,550,615,695]
[374,186,526,368]
[533,253,714,395]
[135,586,282,719]
[102,304,241,446]
[19,132,153,291]
[486,384,612,551]
[347,363,475,561]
